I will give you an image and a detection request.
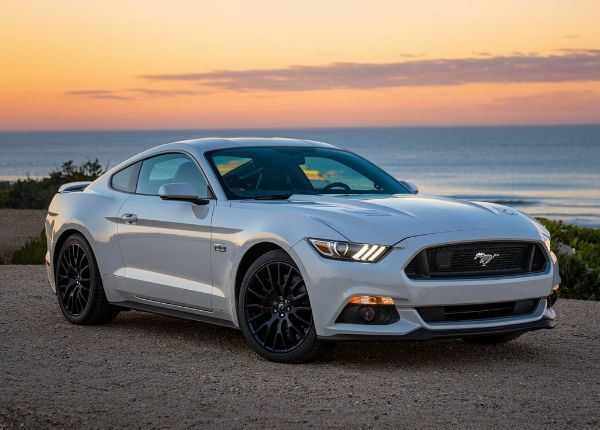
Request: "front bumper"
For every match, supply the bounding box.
[290,229,559,338]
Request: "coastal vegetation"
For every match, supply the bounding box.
[7,229,46,265]
[0,160,104,209]
[538,218,600,301]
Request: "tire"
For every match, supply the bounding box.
[238,250,334,363]
[55,233,120,325]
[463,332,522,345]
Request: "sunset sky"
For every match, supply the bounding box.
[1,0,600,130]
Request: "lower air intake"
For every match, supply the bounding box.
[417,299,539,322]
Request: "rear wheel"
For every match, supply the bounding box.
[55,233,120,325]
[463,332,522,345]
[238,250,334,363]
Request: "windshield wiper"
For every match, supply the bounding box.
[252,193,293,200]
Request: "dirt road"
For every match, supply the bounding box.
[1,265,598,429]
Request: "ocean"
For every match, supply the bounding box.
[1,125,599,227]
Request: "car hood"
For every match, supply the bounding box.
[247,194,545,245]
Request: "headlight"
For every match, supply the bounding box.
[308,238,392,263]
[544,236,551,252]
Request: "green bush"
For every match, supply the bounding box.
[10,229,47,264]
[0,181,9,207]
[538,218,600,301]
[2,160,104,209]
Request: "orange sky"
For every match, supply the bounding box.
[1,0,600,130]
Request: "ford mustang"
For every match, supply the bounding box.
[45,138,560,362]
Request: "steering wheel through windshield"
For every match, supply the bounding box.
[323,182,351,192]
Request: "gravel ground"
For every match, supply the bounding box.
[1,265,599,429]
[0,209,46,261]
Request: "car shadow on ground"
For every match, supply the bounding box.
[85,309,556,368]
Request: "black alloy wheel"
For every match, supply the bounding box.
[239,250,333,362]
[55,233,120,325]
[57,241,91,315]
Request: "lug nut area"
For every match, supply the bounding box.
[272,299,291,318]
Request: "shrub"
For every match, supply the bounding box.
[2,160,104,209]
[538,218,600,301]
[10,229,47,264]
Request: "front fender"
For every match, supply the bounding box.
[210,204,346,325]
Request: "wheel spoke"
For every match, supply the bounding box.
[289,278,303,292]
[252,315,274,335]
[72,245,79,268]
[60,259,70,274]
[278,320,289,351]
[266,264,275,295]
[68,245,76,270]
[76,289,85,313]
[290,311,311,327]
[290,291,307,302]
[265,318,280,349]
[287,317,305,338]
[245,303,269,309]
[246,285,270,301]
[61,280,77,299]
[247,310,270,323]
[279,265,294,297]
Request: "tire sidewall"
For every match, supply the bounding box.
[238,250,319,363]
[55,233,100,324]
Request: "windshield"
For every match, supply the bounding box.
[206,146,409,199]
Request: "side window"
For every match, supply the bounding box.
[111,161,141,193]
[136,153,210,197]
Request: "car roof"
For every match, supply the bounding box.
[177,137,337,153]
[103,137,340,180]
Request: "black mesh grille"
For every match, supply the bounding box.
[417,299,539,322]
[405,241,547,279]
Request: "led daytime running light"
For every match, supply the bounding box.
[308,239,391,263]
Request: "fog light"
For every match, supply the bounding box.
[357,306,376,322]
[349,295,394,305]
[336,298,399,325]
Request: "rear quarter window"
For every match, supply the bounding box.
[110,162,141,193]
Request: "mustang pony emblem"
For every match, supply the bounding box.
[474,252,500,267]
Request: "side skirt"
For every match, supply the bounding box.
[114,300,238,329]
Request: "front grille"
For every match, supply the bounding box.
[405,241,547,279]
[417,299,539,322]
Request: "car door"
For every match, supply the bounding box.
[117,152,215,311]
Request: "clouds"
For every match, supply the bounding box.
[66,90,130,100]
[66,50,600,106]
[139,50,600,92]
[67,88,200,100]
[127,88,200,98]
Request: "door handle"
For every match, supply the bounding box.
[121,213,138,224]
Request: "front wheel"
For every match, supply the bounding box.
[238,250,334,363]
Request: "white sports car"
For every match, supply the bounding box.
[45,138,560,362]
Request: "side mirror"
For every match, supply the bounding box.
[159,183,209,205]
[399,181,419,195]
